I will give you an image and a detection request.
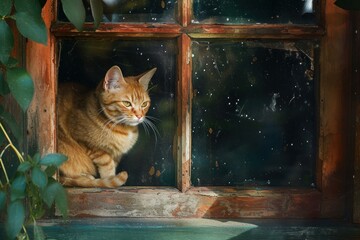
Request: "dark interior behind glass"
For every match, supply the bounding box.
[191,40,318,187]
[58,38,177,186]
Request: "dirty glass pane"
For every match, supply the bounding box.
[191,40,318,187]
[58,0,177,23]
[58,39,177,186]
[192,0,317,24]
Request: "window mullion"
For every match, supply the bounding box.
[180,0,192,27]
[177,33,192,192]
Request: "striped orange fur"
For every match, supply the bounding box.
[57,66,156,188]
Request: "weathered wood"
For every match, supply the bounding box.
[186,25,325,39]
[177,34,192,192]
[27,1,57,155]
[25,0,355,220]
[51,22,325,39]
[353,12,360,224]
[66,187,321,218]
[180,0,191,27]
[51,23,182,36]
[319,1,352,218]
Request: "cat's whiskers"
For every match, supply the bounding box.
[141,120,150,136]
[98,118,113,138]
[145,115,160,122]
[96,106,117,138]
[141,117,160,144]
[58,65,157,188]
[96,106,106,116]
[110,117,128,129]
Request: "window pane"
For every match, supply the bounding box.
[191,40,318,187]
[58,0,177,23]
[58,39,177,186]
[192,0,316,24]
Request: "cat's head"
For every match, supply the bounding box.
[97,65,156,126]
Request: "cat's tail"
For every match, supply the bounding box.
[60,171,128,188]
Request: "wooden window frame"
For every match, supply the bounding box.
[26,0,353,218]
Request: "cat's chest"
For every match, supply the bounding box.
[104,127,139,155]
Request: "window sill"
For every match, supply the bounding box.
[65,187,322,218]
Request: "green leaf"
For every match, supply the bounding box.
[31,166,48,189]
[54,184,68,218]
[17,162,32,172]
[0,20,14,64]
[33,152,41,164]
[33,223,46,240]
[0,71,10,96]
[0,190,6,210]
[61,0,85,31]
[0,105,22,142]
[41,180,59,207]
[6,67,35,111]
[335,0,360,10]
[14,0,41,15]
[10,174,26,201]
[90,0,103,28]
[15,11,47,44]
[6,200,25,240]
[40,154,68,167]
[0,0,12,16]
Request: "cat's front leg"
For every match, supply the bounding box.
[90,150,116,178]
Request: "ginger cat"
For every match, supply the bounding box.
[57,66,156,188]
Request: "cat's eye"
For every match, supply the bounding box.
[122,101,132,107]
[141,102,149,108]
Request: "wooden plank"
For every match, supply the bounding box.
[353,11,360,224]
[66,187,321,218]
[51,23,182,36]
[180,0,191,27]
[186,25,325,39]
[318,1,352,218]
[27,0,57,155]
[177,34,192,192]
[52,22,325,39]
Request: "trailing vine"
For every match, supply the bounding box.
[0,0,104,238]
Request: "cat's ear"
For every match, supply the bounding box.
[138,68,157,91]
[103,66,126,90]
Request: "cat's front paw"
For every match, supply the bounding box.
[118,171,128,182]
